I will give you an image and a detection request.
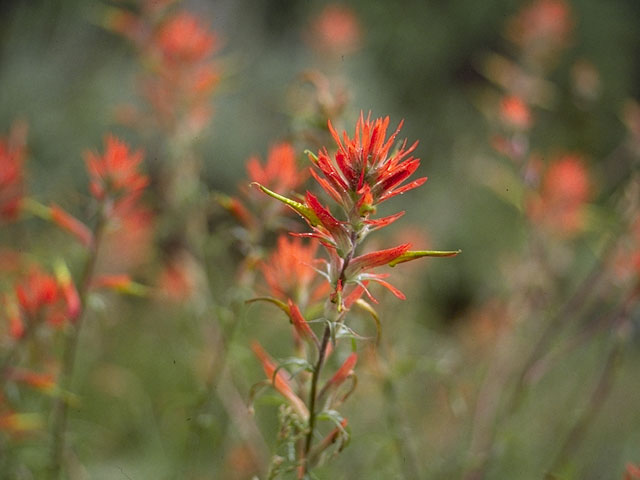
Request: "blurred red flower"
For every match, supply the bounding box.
[308,4,362,56]
[85,135,148,206]
[527,154,590,236]
[156,12,217,64]
[247,142,305,196]
[0,125,27,222]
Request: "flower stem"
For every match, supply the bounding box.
[47,208,105,479]
[302,323,331,476]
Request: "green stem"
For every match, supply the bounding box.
[302,324,332,475]
[47,207,105,479]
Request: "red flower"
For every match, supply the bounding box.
[308,4,362,56]
[506,0,573,62]
[85,135,148,205]
[0,127,27,222]
[527,154,590,236]
[260,235,326,304]
[15,268,59,318]
[246,142,305,195]
[499,95,532,130]
[625,463,640,480]
[310,113,426,214]
[156,12,217,64]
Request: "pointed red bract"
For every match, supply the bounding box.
[327,353,357,388]
[345,243,411,278]
[287,299,318,346]
[251,341,309,419]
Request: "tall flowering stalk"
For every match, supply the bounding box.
[250,113,459,476]
[47,136,148,478]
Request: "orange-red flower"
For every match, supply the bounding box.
[308,4,362,56]
[155,12,217,64]
[506,0,573,64]
[85,135,148,205]
[499,95,532,130]
[527,154,590,236]
[260,235,325,305]
[625,463,640,480]
[247,142,305,195]
[15,268,59,318]
[310,113,426,214]
[0,129,26,222]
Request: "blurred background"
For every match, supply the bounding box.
[1,0,639,479]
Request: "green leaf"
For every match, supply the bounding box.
[245,297,290,316]
[354,299,382,346]
[388,249,461,267]
[250,182,320,226]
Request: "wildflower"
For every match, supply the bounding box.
[506,0,573,64]
[15,268,59,318]
[0,127,26,222]
[308,4,362,56]
[247,142,305,195]
[310,113,426,217]
[260,236,324,305]
[155,12,217,64]
[85,135,148,206]
[499,95,532,130]
[625,463,640,480]
[527,154,590,235]
[13,266,79,329]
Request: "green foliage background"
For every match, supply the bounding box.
[1,0,639,479]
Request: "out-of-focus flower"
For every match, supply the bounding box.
[625,463,640,480]
[247,142,305,195]
[499,95,532,130]
[308,4,362,56]
[260,236,322,304]
[251,341,309,420]
[12,266,76,330]
[506,0,573,64]
[527,154,590,236]
[85,135,148,206]
[155,12,217,64]
[0,123,27,222]
[15,268,59,318]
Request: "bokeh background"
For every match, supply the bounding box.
[1,0,639,479]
